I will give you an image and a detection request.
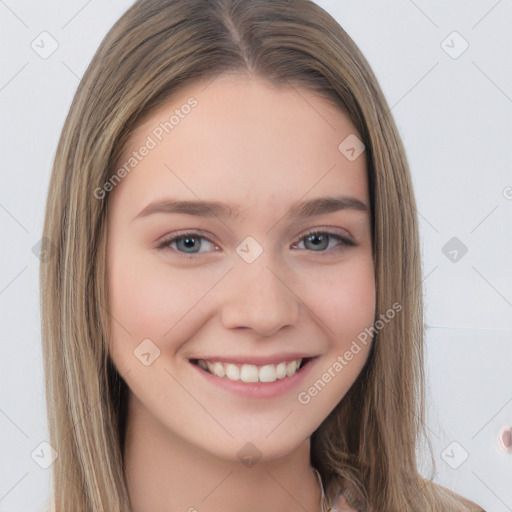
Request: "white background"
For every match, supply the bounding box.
[0,1,511,511]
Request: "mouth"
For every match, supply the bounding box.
[190,357,312,383]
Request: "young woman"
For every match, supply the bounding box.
[40,1,486,511]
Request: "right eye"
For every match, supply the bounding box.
[157,231,220,255]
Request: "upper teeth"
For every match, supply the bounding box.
[197,359,303,383]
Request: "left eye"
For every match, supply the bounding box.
[291,231,351,252]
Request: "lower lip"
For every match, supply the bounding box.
[190,358,317,399]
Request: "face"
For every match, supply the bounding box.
[106,74,375,463]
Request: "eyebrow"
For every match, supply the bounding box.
[132,195,369,222]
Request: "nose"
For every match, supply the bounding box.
[220,257,301,337]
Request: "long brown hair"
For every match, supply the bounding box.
[40,1,484,510]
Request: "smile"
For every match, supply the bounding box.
[195,358,305,383]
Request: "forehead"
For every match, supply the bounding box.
[111,74,368,216]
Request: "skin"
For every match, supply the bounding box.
[106,73,374,512]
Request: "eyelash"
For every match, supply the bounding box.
[156,229,355,256]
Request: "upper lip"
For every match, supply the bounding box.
[190,353,316,366]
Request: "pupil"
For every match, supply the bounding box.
[179,237,199,252]
[306,233,328,251]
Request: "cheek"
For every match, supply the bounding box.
[107,244,225,359]
[295,258,375,414]
[331,271,375,339]
[301,255,376,340]
[109,261,185,335]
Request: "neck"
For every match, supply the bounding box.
[123,393,323,512]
